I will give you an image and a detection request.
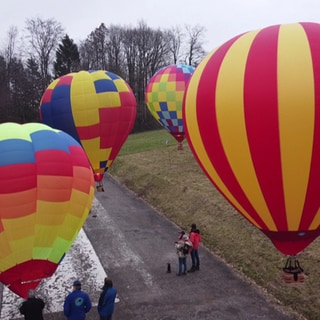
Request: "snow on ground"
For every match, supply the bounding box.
[0,227,107,320]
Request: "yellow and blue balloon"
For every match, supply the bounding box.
[40,70,137,188]
[146,64,195,149]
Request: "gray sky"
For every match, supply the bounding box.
[1,0,320,52]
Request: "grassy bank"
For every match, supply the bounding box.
[109,129,320,320]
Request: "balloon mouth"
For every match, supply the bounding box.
[262,229,320,256]
[94,173,104,182]
[0,260,57,298]
[94,173,105,191]
[170,132,185,143]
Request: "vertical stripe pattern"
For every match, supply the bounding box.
[183,22,320,255]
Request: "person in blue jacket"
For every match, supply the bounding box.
[98,278,117,320]
[63,280,92,320]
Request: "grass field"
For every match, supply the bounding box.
[109,129,320,320]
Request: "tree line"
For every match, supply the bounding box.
[0,17,207,131]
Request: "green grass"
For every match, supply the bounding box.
[110,129,320,320]
[118,129,176,155]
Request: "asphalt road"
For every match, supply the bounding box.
[87,175,298,320]
[5,174,299,320]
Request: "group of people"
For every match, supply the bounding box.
[19,277,117,320]
[18,223,201,318]
[174,223,201,276]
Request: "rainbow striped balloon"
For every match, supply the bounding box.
[183,22,320,256]
[0,123,94,298]
[146,64,195,148]
[40,70,137,182]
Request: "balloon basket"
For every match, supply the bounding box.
[96,182,104,192]
[177,143,183,150]
[282,257,306,285]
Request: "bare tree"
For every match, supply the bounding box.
[78,39,94,70]
[121,21,172,129]
[3,26,18,64]
[25,17,64,89]
[0,54,13,122]
[166,26,184,64]
[79,23,108,70]
[122,27,138,87]
[106,25,125,77]
[183,24,206,66]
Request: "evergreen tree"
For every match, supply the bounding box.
[54,34,80,78]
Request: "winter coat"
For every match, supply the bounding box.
[19,297,45,320]
[175,238,192,258]
[98,286,117,317]
[63,289,92,320]
[189,229,201,250]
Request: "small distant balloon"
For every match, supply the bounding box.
[40,70,137,191]
[145,64,195,150]
[0,123,94,298]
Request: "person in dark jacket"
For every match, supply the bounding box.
[19,289,45,320]
[63,280,92,320]
[98,278,117,320]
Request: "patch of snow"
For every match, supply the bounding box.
[0,228,107,319]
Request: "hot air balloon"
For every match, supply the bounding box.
[40,70,137,191]
[0,123,94,298]
[145,64,195,150]
[183,22,320,280]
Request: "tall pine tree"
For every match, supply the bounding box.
[54,34,80,78]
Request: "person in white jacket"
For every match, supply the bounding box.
[175,233,193,276]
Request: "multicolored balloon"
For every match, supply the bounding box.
[40,70,137,190]
[0,123,94,298]
[145,64,195,149]
[183,22,320,256]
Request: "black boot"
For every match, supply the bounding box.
[188,266,196,273]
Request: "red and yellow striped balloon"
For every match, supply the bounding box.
[183,22,320,256]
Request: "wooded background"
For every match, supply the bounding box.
[0,18,207,131]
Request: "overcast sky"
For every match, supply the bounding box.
[1,0,320,52]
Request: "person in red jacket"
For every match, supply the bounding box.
[188,223,201,272]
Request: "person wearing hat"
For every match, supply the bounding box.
[63,280,92,320]
[19,289,45,320]
[188,223,202,272]
[98,277,117,320]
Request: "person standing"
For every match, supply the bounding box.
[175,232,192,276]
[188,223,202,272]
[63,280,92,320]
[98,278,117,320]
[19,289,45,320]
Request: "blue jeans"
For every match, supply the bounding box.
[178,257,187,274]
[191,249,200,268]
[100,316,112,320]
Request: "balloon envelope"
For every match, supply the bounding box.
[183,22,320,256]
[0,123,94,298]
[40,70,137,181]
[145,64,195,144]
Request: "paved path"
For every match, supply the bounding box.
[1,174,299,320]
[85,175,297,320]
